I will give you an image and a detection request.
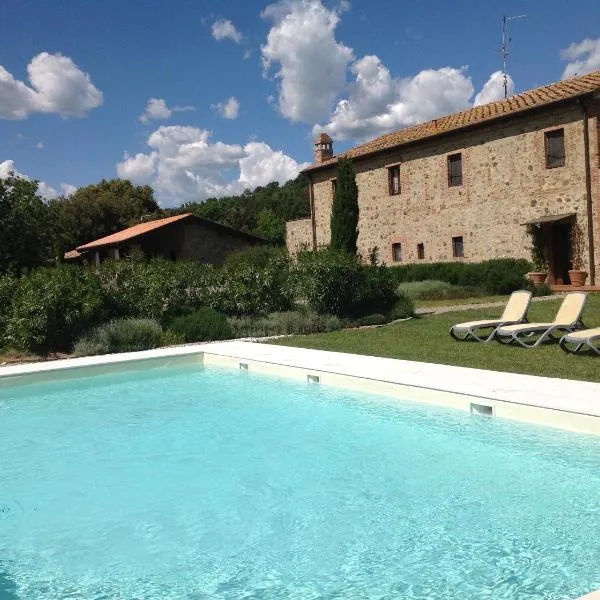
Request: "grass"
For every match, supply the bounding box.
[267,295,600,382]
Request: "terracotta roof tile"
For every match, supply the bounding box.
[305,70,600,171]
[76,213,192,251]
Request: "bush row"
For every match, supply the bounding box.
[387,258,532,295]
[0,248,411,353]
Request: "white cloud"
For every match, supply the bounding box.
[473,70,514,106]
[116,125,308,206]
[243,49,252,60]
[138,98,195,123]
[0,159,57,198]
[261,0,353,123]
[36,141,44,149]
[60,183,77,196]
[213,96,240,119]
[239,142,310,187]
[314,59,476,141]
[0,53,103,120]
[561,38,600,79]
[211,19,242,43]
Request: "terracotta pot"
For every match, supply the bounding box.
[568,269,588,287]
[528,272,547,285]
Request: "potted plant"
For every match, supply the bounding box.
[568,222,588,287]
[526,224,548,285]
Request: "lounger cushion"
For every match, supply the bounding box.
[562,327,600,342]
[452,319,504,331]
[498,323,556,334]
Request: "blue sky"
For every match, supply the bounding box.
[1,0,599,206]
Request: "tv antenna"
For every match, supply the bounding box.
[501,14,526,99]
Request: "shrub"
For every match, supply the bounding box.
[388,258,531,295]
[0,275,18,345]
[212,253,294,316]
[224,245,287,270]
[352,265,397,316]
[73,318,164,356]
[387,295,415,320]
[5,265,106,353]
[168,307,232,343]
[397,280,485,301]
[228,311,343,338]
[524,281,553,297]
[353,314,389,327]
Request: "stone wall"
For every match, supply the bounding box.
[300,102,600,280]
[286,217,313,256]
[180,222,260,264]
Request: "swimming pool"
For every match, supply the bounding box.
[1,361,599,599]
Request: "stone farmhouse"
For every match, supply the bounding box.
[286,71,600,286]
[65,213,266,266]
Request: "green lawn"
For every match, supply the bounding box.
[268,295,600,382]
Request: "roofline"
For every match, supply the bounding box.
[76,213,270,252]
[302,91,595,174]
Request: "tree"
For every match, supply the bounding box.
[330,158,359,255]
[50,179,160,256]
[253,208,285,242]
[0,173,52,274]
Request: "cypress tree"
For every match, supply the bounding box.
[330,158,359,255]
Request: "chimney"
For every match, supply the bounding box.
[314,132,333,163]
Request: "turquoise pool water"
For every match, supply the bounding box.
[1,363,600,599]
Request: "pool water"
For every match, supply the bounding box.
[1,363,600,599]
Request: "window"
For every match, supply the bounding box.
[417,243,425,260]
[452,236,464,258]
[447,153,463,187]
[331,178,337,198]
[388,165,400,195]
[545,129,565,168]
[392,243,402,262]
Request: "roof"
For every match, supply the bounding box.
[70,212,267,255]
[306,70,600,172]
[76,213,192,251]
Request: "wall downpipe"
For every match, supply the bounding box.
[581,98,596,285]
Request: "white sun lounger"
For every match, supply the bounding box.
[559,327,600,355]
[496,292,587,348]
[449,290,532,342]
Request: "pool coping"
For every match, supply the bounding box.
[2,340,600,437]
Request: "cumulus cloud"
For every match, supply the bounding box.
[211,18,243,43]
[213,96,240,119]
[138,98,195,123]
[116,125,308,206]
[0,160,77,198]
[473,70,514,106]
[0,53,103,119]
[261,0,353,123]
[561,38,600,79]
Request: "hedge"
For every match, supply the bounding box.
[387,258,532,295]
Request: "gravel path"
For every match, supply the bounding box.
[415,294,562,316]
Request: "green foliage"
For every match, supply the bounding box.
[524,281,553,297]
[330,158,359,254]
[178,175,310,244]
[526,224,548,271]
[387,295,415,320]
[388,258,531,295]
[4,264,106,353]
[224,245,288,269]
[397,280,485,301]
[353,314,389,327]
[294,249,398,317]
[0,275,18,343]
[228,311,343,338]
[73,319,164,357]
[0,173,52,274]
[49,179,159,257]
[168,307,232,343]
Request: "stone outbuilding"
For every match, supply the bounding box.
[287,71,600,286]
[65,213,267,266]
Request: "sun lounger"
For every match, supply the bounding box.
[449,290,532,342]
[559,327,600,355]
[496,292,587,348]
